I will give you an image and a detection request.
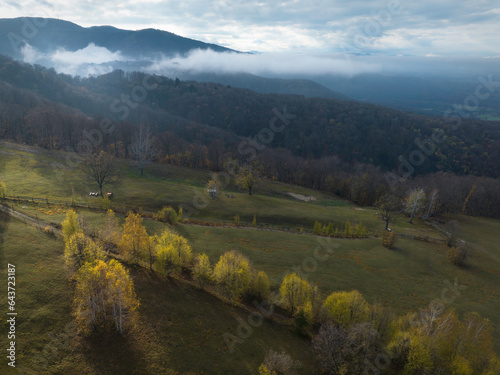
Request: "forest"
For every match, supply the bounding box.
[0,55,499,218]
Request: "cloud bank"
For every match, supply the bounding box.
[20,44,382,77]
[21,43,127,76]
[146,49,381,77]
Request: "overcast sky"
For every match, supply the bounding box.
[4,0,500,56]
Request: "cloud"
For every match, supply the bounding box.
[146,49,381,77]
[20,43,127,76]
[4,1,500,56]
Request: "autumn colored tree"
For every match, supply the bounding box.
[106,260,140,334]
[206,173,222,199]
[62,209,81,243]
[252,271,270,301]
[100,209,121,252]
[376,192,400,230]
[119,211,149,264]
[192,253,213,288]
[321,290,371,327]
[73,260,139,334]
[154,228,192,276]
[404,188,427,224]
[0,178,6,199]
[213,250,253,300]
[236,164,260,195]
[64,232,105,271]
[279,273,312,315]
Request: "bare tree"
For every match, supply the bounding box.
[404,188,427,224]
[423,189,439,219]
[130,124,156,176]
[81,151,119,196]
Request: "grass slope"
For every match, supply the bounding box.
[0,214,313,374]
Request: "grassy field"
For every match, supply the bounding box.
[1,140,499,368]
[0,214,315,374]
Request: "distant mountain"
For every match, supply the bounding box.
[171,72,349,100]
[0,17,349,99]
[0,17,235,60]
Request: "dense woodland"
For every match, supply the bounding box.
[1,55,499,217]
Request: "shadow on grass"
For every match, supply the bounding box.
[81,331,149,375]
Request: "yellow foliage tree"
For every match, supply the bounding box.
[100,209,121,252]
[106,260,140,334]
[154,228,192,276]
[279,273,312,315]
[119,211,149,264]
[192,253,212,288]
[252,270,270,301]
[321,290,371,327]
[213,250,253,301]
[64,232,105,271]
[0,178,6,199]
[74,260,139,334]
[62,209,80,243]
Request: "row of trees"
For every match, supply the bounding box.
[62,209,498,373]
[62,210,139,334]
[276,272,499,374]
[313,220,367,238]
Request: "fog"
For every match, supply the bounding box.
[19,42,500,83]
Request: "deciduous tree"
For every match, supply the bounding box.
[119,212,149,265]
[252,271,270,301]
[130,124,156,176]
[62,209,81,243]
[0,178,6,199]
[404,188,427,224]
[64,232,105,270]
[236,164,260,195]
[279,273,312,315]
[154,228,192,276]
[213,250,253,300]
[321,290,371,327]
[192,253,213,288]
[81,150,119,196]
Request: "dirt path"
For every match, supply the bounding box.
[0,204,62,236]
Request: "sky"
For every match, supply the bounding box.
[4,0,500,56]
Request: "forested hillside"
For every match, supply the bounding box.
[1,55,499,217]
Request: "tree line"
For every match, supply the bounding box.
[59,208,499,374]
[1,56,499,217]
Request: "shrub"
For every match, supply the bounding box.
[313,221,322,235]
[177,207,184,223]
[344,220,352,238]
[447,243,470,266]
[234,215,240,226]
[43,226,56,237]
[154,206,178,225]
[252,214,257,227]
[381,230,396,248]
